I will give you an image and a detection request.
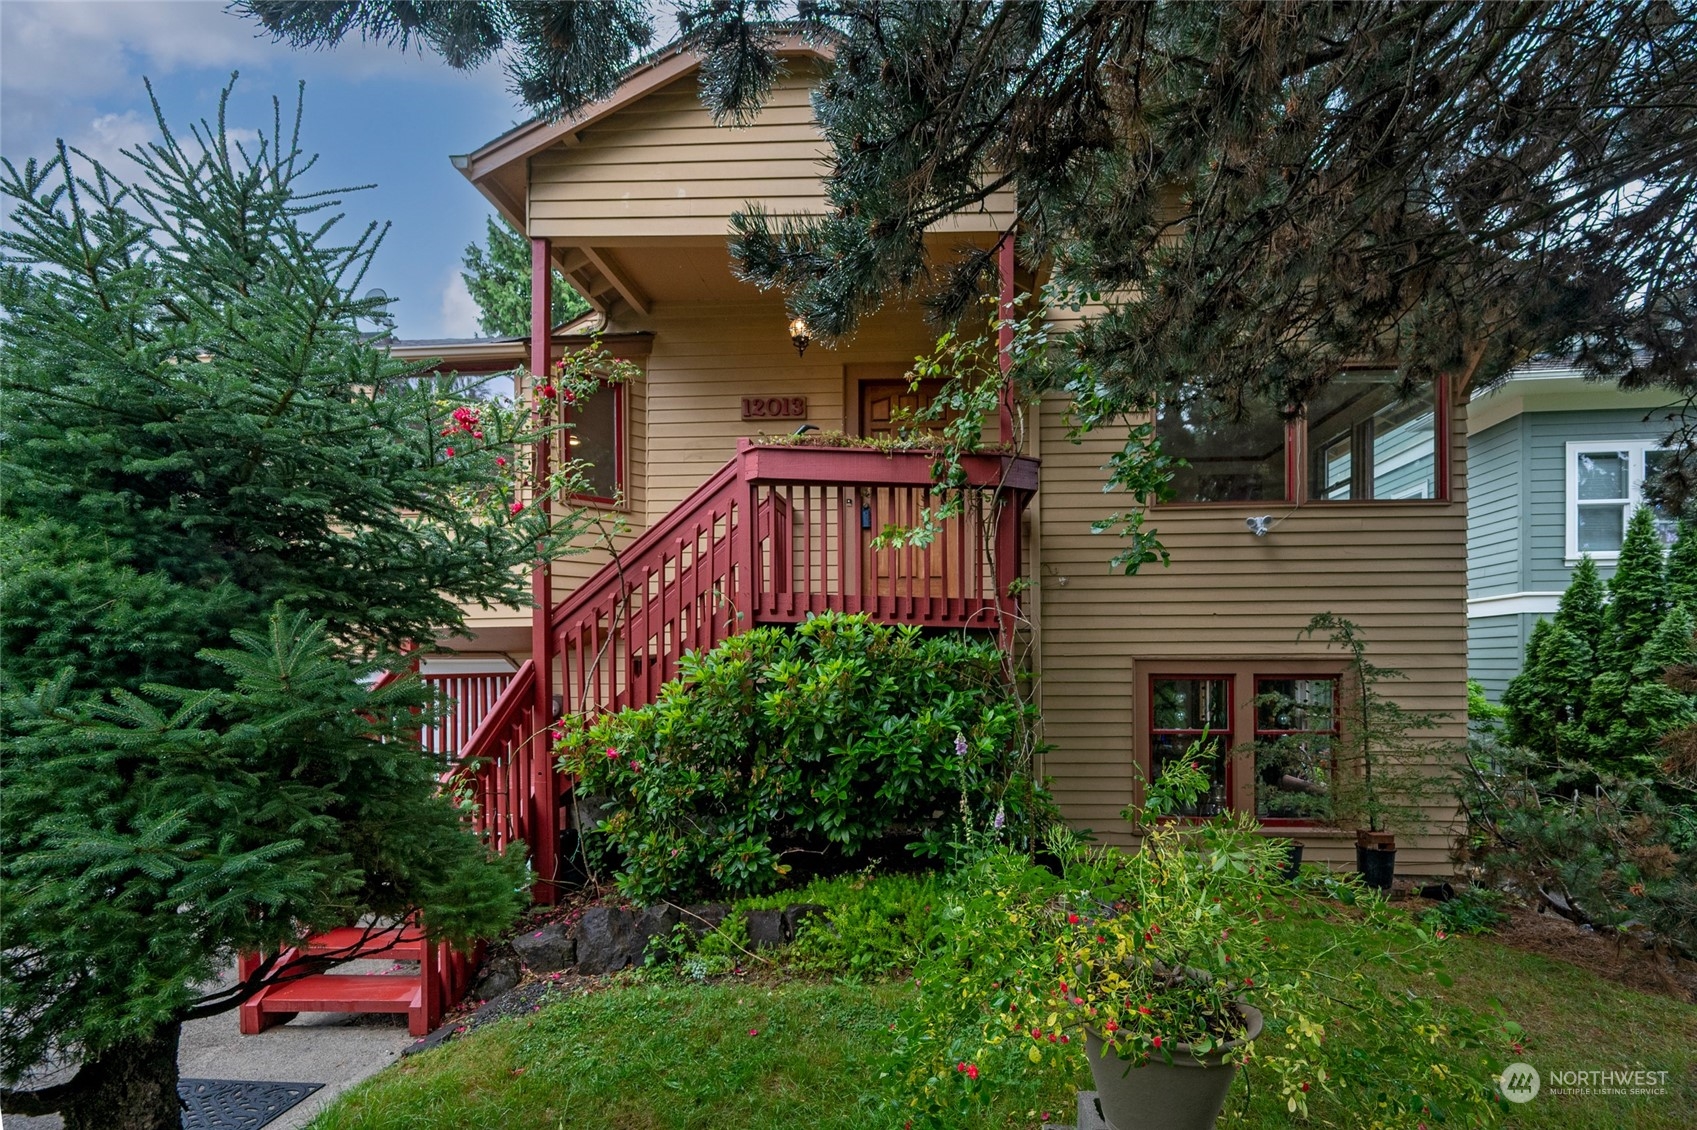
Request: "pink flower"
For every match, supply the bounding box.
[550,729,563,741]
[473,431,483,439]
[631,760,643,773]
[444,447,455,457]
[496,456,508,467]
[606,747,620,759]
[748,1029,759,1037]
[510,501,524,514]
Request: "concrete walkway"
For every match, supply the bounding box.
[2,962,416,1130]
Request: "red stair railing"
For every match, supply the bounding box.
[445,440,1038,900]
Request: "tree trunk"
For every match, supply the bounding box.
[60,1024,182,1130]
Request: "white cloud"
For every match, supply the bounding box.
[67,110,153,174]
[435,270,482,339]
[0,1,510,159]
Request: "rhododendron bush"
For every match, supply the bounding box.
[559,613,1052,901]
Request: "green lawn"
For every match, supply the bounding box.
[309,916,1696,1130]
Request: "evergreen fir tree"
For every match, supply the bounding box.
[1553,555,1608,661]
[1602,606,1697,775]
[1601,506,1668,674]
[1666,520,1697,613]
[0,85,569,1128]
[462,214,590,337]
[1502,620,1593,755]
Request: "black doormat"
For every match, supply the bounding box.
[177,1078,323,1130]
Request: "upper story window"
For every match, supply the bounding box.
[567,381,624,503]
[1156,371,1443,505]
[1565,440,1674,561]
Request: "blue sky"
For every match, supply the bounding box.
[0,0,543,338]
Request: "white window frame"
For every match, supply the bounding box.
[1563,440,1668,563]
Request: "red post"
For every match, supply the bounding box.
[997,236,1016,446]
[529,237,559,903]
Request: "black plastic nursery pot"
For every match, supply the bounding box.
[1279,842,1304,882]
[1085,1005,1263,1130]
[1355,831,1396,892]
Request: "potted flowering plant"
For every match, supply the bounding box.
[886,751,1510,1130]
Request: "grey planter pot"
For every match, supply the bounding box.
[1084,1004,1263,1130]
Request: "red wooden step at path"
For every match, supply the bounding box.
[238,923,475,1038]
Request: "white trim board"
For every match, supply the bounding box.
[1466,592,1564,618]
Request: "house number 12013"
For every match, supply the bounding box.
[741,396,808,421]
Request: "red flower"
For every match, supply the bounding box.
[444,447,455,457]
[1151,1036,1163,1049]
[631,760,643,773]
[509,501,524,514]
[1067,913,1080,924]
[606,747,620,759]
[1059,1034,1069,1044]
[1300,1082,1311,1093]
[1104,1020,1119,1033]
[1031,1028,1041,1039]
[496,456,508,467]
[1139,1006,1151,1015]
[965,1065,979,1081]
[540,384,558,399]
[748,1029,758,1036]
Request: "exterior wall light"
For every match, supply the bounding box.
[789,316,812,357]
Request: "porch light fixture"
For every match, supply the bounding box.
[788,316,812,357]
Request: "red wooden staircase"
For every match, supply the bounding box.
[237,922,474,1037]
[236,441,1034,1036]
[442,439,1038,897]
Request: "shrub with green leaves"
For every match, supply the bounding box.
[559,613,1050,901]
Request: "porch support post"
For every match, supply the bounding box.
[529,236,559,903]
[997,235,1016,446]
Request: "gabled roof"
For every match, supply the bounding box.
[452,32,834,234]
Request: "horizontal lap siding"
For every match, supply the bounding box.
[529,74,829,240]
[528,71,1013,240]
[640,300,937,514]
[1468,613,1532,701]
[1466,417,1524,597]
[1035,391,1470,873]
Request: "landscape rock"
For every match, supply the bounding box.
[511,923,574,974]
[471,948,523,998]
[637,903,682,959]
[678,903,730,938]
[782,903,829,941]
[744,908,787,949]
[573,907,643,973]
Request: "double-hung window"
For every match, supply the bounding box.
[1565,441,1675,561]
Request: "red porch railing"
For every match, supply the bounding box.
[421,669,516,763]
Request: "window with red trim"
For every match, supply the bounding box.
[1252,677,1338,822]
[1148,676,1232,817]
[1154,373,1445,505]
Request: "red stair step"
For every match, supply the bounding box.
[299,926,426,961]
[256,973,421,1014]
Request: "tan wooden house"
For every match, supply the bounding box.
[396,34,1469,894]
